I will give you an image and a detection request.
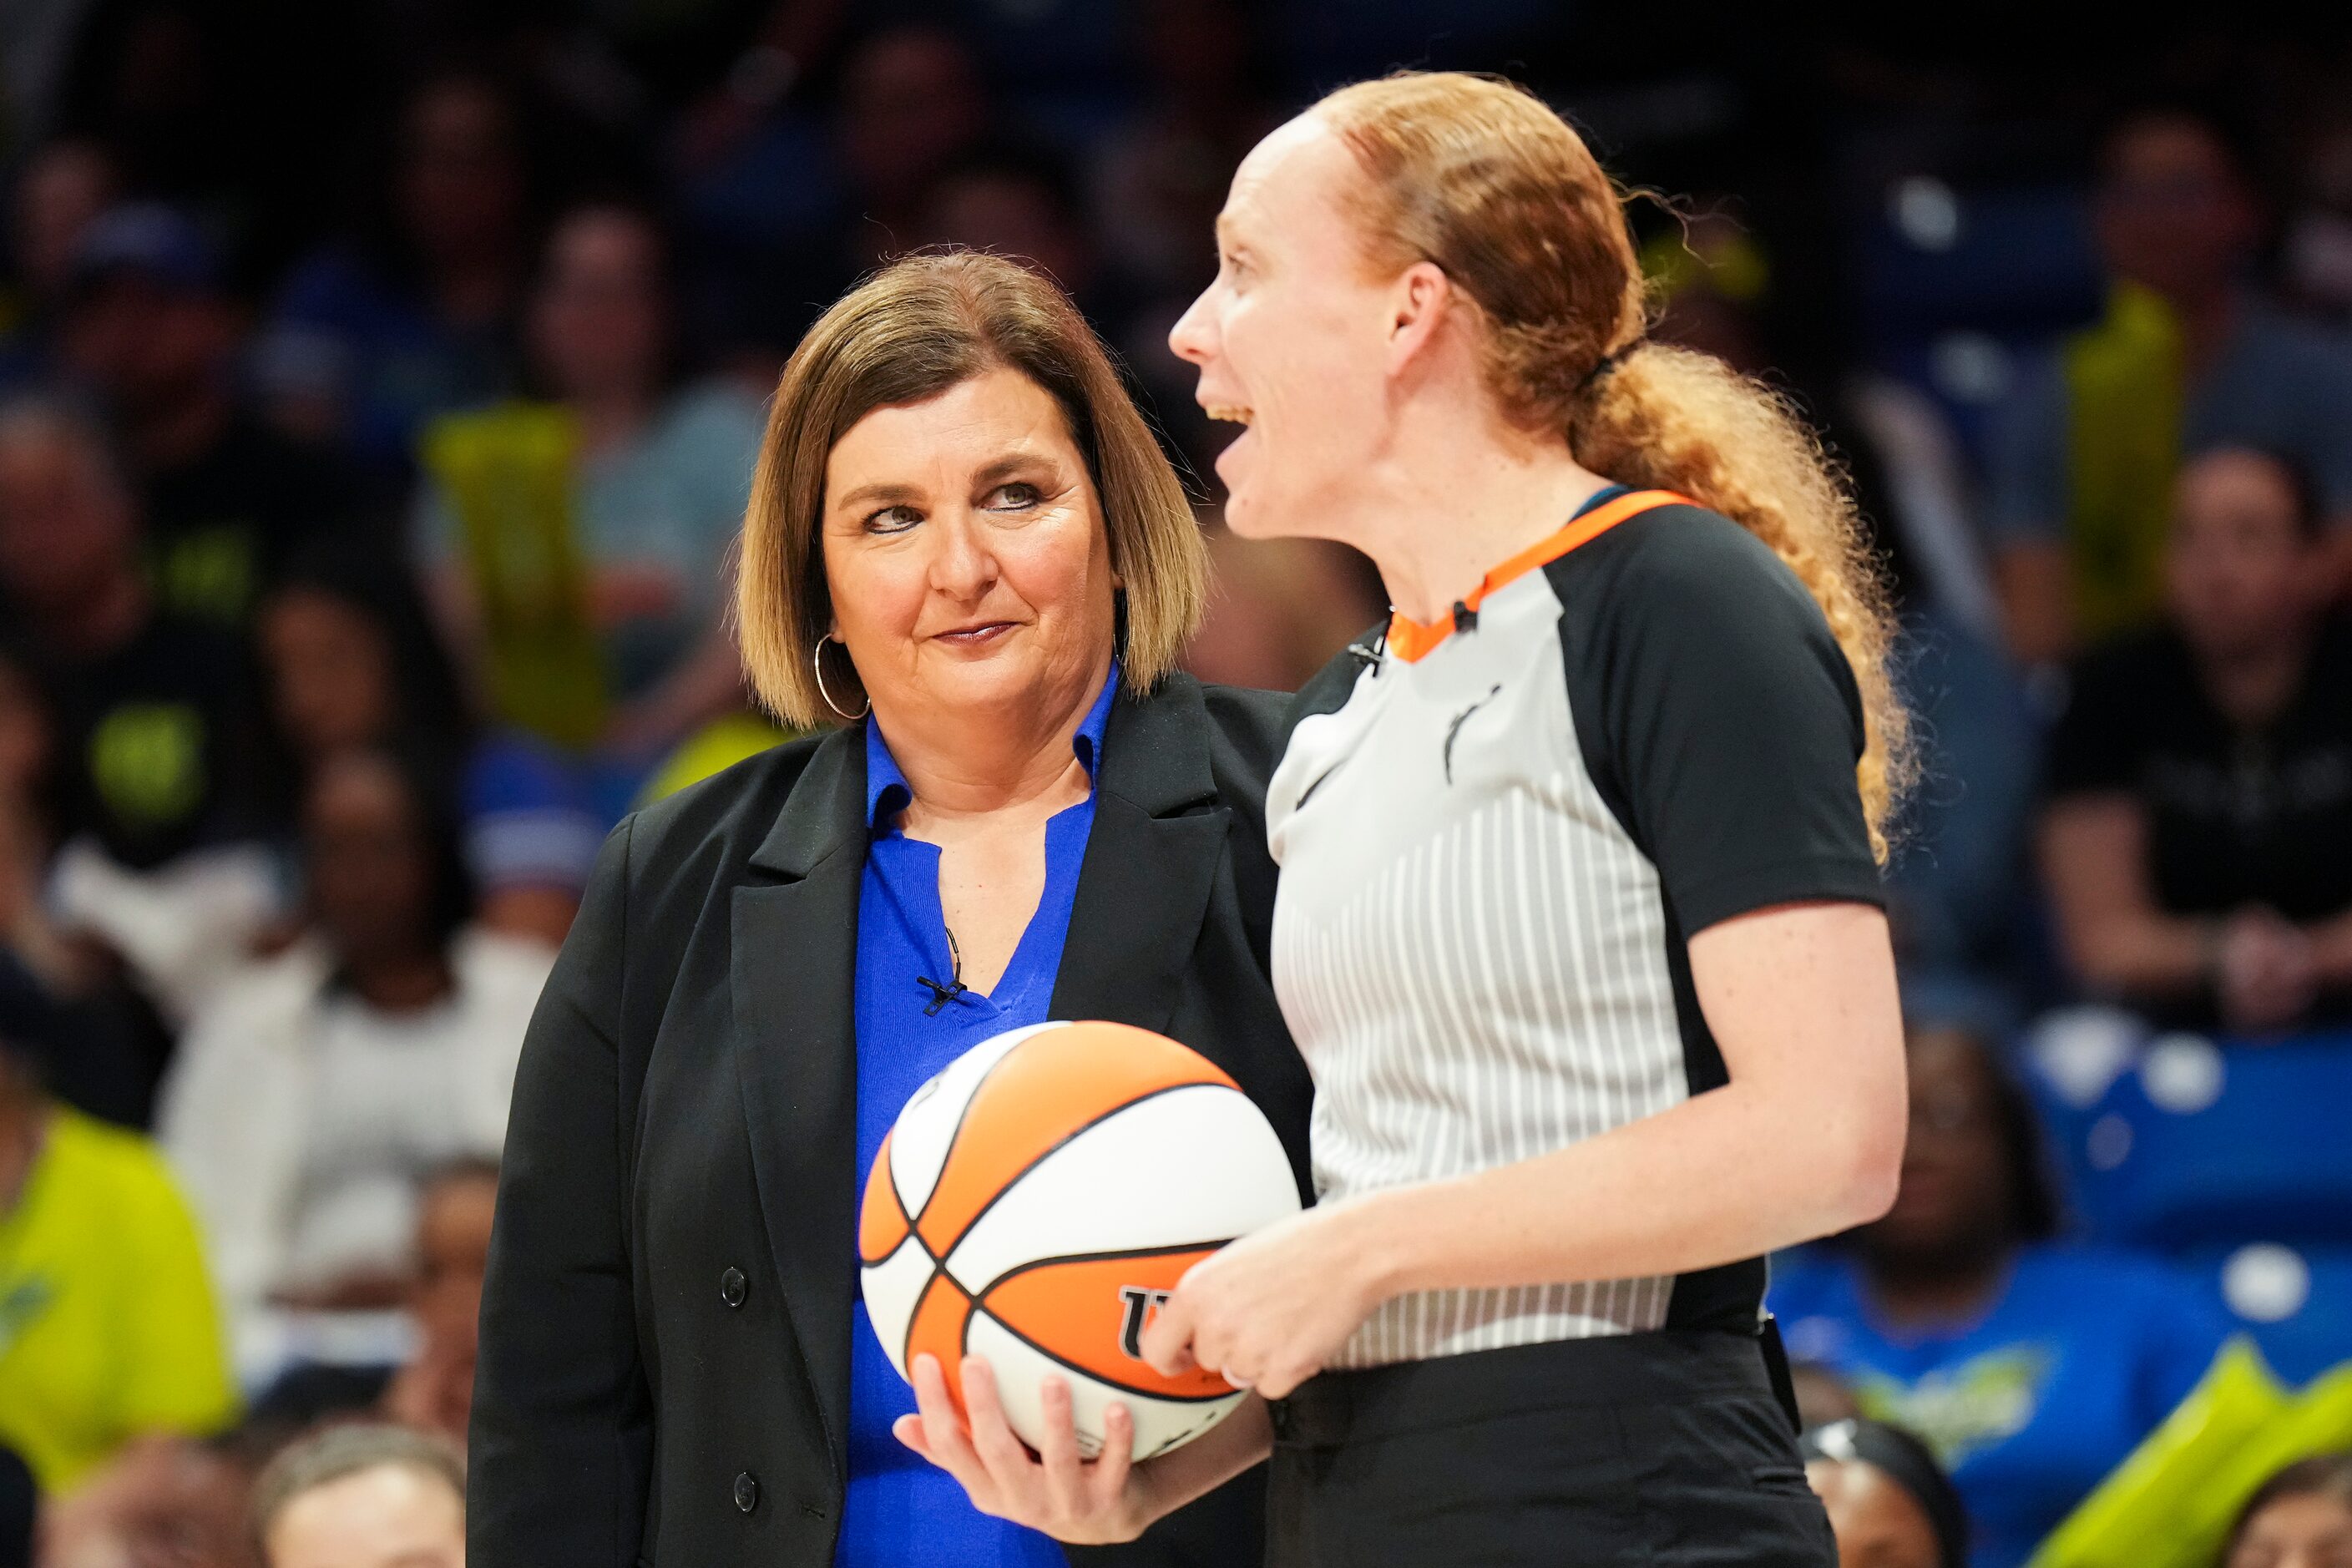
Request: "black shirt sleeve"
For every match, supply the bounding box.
[1552,506,1884,935]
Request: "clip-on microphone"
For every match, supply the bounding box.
[917,928,970,1016]
[916,974,967,1016]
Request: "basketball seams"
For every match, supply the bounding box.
[940,1083,1297,1296]
[857,1130,915,1265]
[859,1232,938,1382]
[899,1029,1036,1226]
[912,1025,1237,1258]
[899,1263,932,1371]
[961,1298,1241,1407]
[928,1082,1216,1267]
[970,1237,1234,1304]
[899,1264,929,1372]
[901,1265,975,1383]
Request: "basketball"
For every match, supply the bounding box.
[858,1019,1302,1462]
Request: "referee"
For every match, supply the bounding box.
[904,73,1909,1567]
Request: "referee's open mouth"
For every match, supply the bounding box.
[1203,403,1257,494]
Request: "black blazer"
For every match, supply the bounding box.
[469,674,1315,1568]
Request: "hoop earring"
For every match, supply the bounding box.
[812,635,869,721]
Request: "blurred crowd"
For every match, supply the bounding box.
[1,3,2350,1565]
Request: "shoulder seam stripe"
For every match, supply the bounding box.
[1385,489,1692,663]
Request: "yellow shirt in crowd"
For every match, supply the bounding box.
[0,1105,239,1492]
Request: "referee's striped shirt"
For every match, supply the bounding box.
[1267,487,1884,1369]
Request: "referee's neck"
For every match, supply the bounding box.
[1357,444,1617,623]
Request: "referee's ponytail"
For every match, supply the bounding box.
[1318,73,1911,858]
[1571,340,1911,857]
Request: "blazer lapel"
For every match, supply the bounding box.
[1051,676,1232,1034]
[731,725,867,1485]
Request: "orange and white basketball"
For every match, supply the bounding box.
[858,1019,1301,1462]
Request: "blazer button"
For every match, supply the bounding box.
[733,1471,760,1513]
[721,1267,747,1308]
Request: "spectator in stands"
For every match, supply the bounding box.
[0,644,175,1127]
[0,1445,26,1568]
[259,546,473,787]
[1090,0,1279,304]
[2223,1453,2352,1568]
[1801,1418,1969,1568]
[1087,0,1282,469]
[1772,1024,2230,1568]
[157,750,549,1384]
[1639,200,2039,1021]
[258,546,597,947]
[0,648,63,1013]
[2284,115,2352,326]
[918,141,1136,332]
[0,139,118,393]
[835,26,987,267]
[253,1425,463,1568]
[379,1159,499,1444]
[1988,109,2352,665]
[38,1434,257,1568]
[0,959,237,1495]
[2040,447,2352,1034]
[1180,523,1386,692]
[0,646,40,819]
[1793,1362,1864,1431]
[266,70,536,473]
[58,202,371,635]
[656,0,856,175]
[0,396,281,1023]
[238,1156,503,1450]
[419,200,760,765]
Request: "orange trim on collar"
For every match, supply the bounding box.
[1384,488,1692,663]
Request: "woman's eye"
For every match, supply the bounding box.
[989,482,1042,509]
[864,504,921,533]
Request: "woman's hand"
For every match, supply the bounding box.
[894,1353,1151,1544]
[1139,1201,1387,1400]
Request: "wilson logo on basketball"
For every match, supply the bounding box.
[1117,1286,1173,1359]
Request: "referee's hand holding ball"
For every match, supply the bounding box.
[1140,1199,1388,1399]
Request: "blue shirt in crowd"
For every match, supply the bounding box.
[1770,1247,2231,1568]
[267,246,516,472]
[837,664,1119,1568]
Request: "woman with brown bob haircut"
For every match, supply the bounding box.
[909,72,1909,1568]
[468,250,1313,1568]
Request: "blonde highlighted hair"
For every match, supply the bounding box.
[1317,72,1911,855]
[737,251,1207,728]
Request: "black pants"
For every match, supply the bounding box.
[1266,1330,1835,1567]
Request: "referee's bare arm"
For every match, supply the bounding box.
[1141,898,1904,1399]
[1402,898,1910,1271]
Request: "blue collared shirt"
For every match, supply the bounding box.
[837,663,1118,1568]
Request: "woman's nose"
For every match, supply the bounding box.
[927,510,996,595]
[1168,286,1216,367]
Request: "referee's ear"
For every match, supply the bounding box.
[1384,260,1455,371]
